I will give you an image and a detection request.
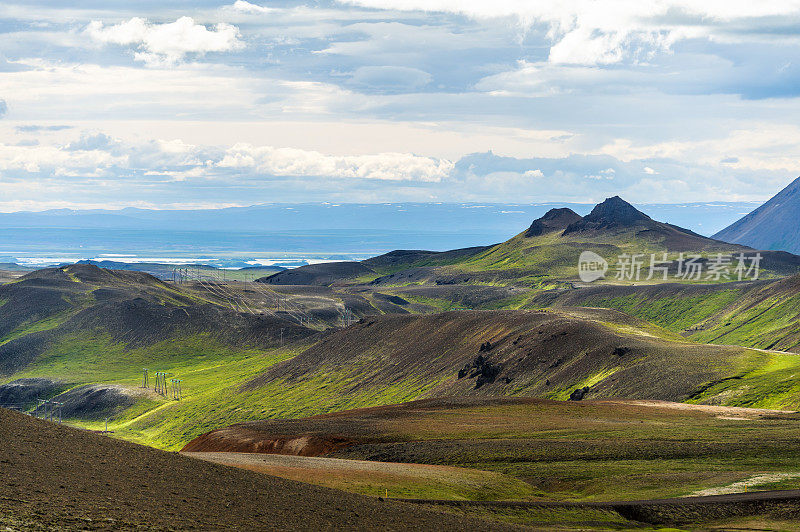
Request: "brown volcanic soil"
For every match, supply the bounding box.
[182,397,800,526]
[0,407,517,531]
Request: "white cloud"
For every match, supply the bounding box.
[340,1,800,65]
[0,125,794,206]
[600,124,800,173]
[228,1,275,15]
[0,140,125,175]
[217,143,453,181]
[0,129,454,184]
[85,17,244,65]
[0,60,264,121]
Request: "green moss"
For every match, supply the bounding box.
[424,504,638,528]
[549,367,621,400]
[686,353,800,410]
[118,370,451,450]
[578,290,743,332]
[0,309,77,347]
[393,293,463,311]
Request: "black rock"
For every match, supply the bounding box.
[569,386,590,401]
[613,347,630,357]
[524,208,582,237]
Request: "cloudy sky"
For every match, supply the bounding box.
[2,0,800,210]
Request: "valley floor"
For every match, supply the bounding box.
[181,397,800,505]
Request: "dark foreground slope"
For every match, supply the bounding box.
[715,176,800,253]
[0,407,512,531]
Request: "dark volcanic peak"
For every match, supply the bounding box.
[563,196,650,234]
[524,207,582,237]
[584,196,651,225]
[714,176,800,254]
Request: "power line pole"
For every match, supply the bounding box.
[51,401,63,423]
[170,379,182,400]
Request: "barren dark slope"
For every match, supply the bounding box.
[363,246,493,271]
[259,261,375,285]
[523,207,581,237]
[561,196,718,252]
[0,264,313,376]
[245,309,766,404]
[258,246,493,287]
[0,408,514,531]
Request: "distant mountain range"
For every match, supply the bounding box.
[262,196,800,287]
[715,176,800,254]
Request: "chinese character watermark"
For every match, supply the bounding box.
[578,252,762,283]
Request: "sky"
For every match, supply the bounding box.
[2,0,800,211]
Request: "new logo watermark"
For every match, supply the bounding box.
[578,251,609,283]
[577,252,762,283]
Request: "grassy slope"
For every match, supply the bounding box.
[418,219,764,284]
[0,264,317,445]
[350,201,799,291]
[115,349,448,449]
[533,275,800,353]
[3,325,317,448]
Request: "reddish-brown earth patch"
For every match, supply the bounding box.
[182,428,355,455]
